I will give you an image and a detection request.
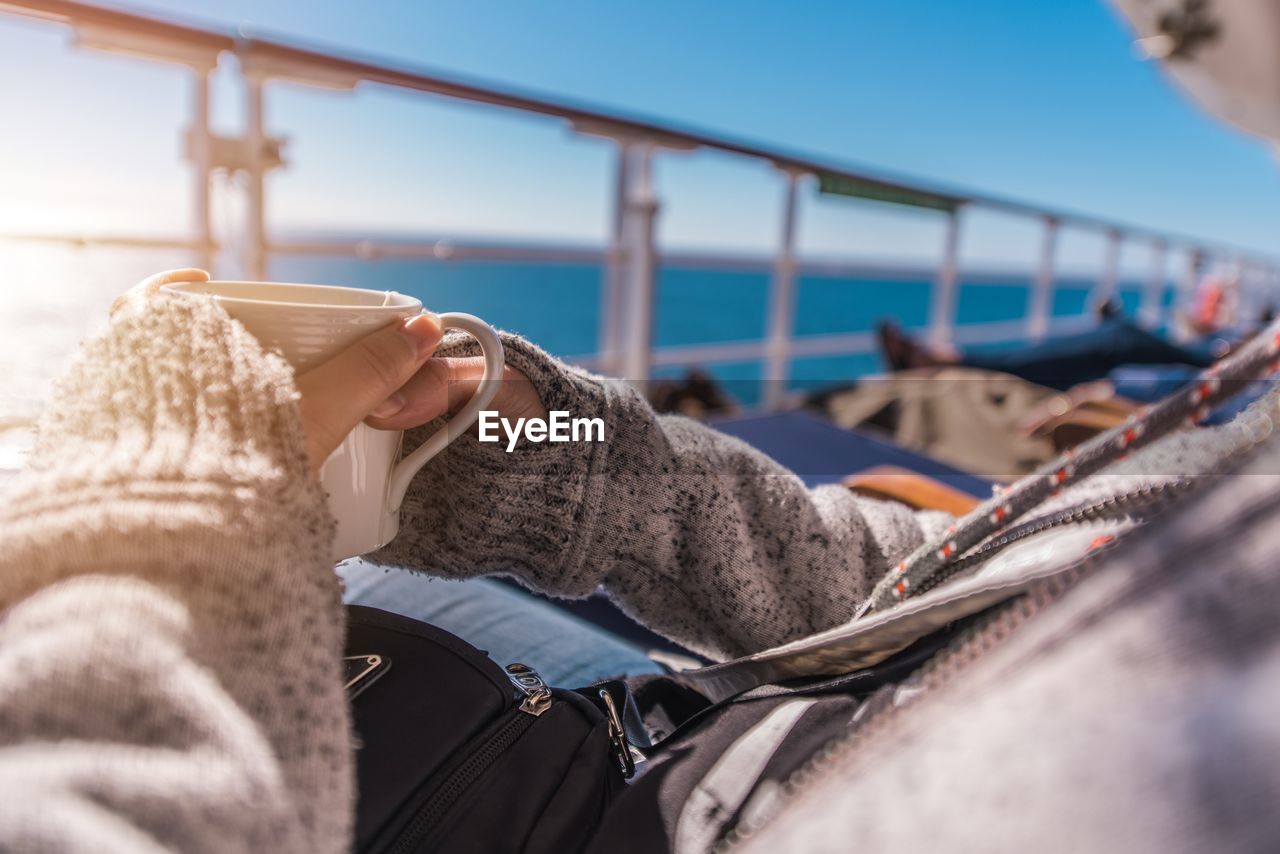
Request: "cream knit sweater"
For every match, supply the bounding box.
[0,295,950,851]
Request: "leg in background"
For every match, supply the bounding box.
[961,319,1217,391]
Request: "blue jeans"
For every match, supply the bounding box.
[339,559,663,686]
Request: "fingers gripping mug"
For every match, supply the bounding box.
[162,281,503,561]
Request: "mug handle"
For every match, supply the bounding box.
[385,312,504,513]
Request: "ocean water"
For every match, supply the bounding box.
[271,253,1171,403]
[0,242,1176,432]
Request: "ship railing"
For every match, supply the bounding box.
[2,0,1277,410]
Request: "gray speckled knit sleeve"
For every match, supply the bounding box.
[372,332,950,660]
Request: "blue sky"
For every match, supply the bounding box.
[0,0,1276,274]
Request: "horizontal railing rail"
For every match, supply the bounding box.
[0,231,1178,288]
[3,0,1277,408]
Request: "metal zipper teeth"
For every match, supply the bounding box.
[913,479,1191,597]
[713,564,1090,853]
[387,710,539,854]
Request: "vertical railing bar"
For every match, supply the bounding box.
[1173,248,1205,339]
[1140,240,1167,329]
[189,66,214,272]
[244,72,267,281]
[1096,228,1121,310]
[1236,261,1257,334]
[1266,266,1277,321]
[763,169,801,410]
[599,141,631,375]
[1265,267,1276,321]
[620,142,658,384]
[1026,216,1058,340]
[928,206,963,347]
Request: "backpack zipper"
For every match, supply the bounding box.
[915,479,1191,596]
[384,663,552,854]
[506,662,554,716]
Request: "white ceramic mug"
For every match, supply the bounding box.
[162,280,503,560]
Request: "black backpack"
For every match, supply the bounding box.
[343,601,971,854]
[345,605,632,853]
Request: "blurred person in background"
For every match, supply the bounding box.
[876,297,1234,392]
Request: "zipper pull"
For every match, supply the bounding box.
[598,687,638,779]
[506,663,553,716]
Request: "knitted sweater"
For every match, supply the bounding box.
[0,295,1267,851]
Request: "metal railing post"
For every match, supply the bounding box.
[619,143,658,383]
[763,169,802,410]
[599,142,630,375]
[928,206,963,347]
[244,73,268,281]
[1096,228,1121,310]
[1171,247,1205,340]
[1185,249,1205,294]
[1026,216,1058,340]
[1236,261,1259,333]
[1182,249,1203,297]
[189,67,214,272]
[1139,240,1167,329]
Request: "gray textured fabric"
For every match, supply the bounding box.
[740,422,1280,853]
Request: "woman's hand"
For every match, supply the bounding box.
[293,310,446,474]
[296,328,548,477]
[116,269,547,477]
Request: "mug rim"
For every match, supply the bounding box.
[160,280,423,313]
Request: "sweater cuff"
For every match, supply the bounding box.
[371,331,619,597]
[5,294,327,534]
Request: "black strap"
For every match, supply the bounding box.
[620,613,979,751]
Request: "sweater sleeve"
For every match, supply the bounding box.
[372,332,951,661]
[0,297,350,853]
